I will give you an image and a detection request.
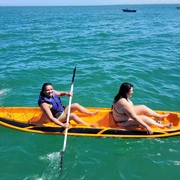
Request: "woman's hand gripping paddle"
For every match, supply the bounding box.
[59,67,76,176]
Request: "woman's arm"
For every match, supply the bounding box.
[121,100,153,134]
[40,103,68,127]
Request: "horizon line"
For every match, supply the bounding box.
[0,3,179,7]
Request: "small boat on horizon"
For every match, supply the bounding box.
[122,8,137,12]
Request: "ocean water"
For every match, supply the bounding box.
[0,4,180,180]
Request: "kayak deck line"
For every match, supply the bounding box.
[0,107,180,138]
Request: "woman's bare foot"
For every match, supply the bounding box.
[163,122,173,128]
[159,113,170,120]
[89,123,98,127]
[89,110,99,116]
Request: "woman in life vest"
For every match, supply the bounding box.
[36,83,98,127]
[112,82,172,135]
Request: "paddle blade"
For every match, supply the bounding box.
[72,67,76,84]
[59,150,65,176]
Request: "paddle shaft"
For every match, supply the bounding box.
[62,67,76,151]
[62,82,74,151]
[59,67,76,176]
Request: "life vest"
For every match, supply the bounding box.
[38,92,65,118]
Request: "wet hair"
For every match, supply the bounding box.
[40,83,53,96]
[113,82,133,103]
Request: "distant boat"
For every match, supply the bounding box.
[122,8,137,12]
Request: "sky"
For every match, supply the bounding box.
[0,0,180,6]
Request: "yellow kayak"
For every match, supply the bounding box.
[0,107,179,138]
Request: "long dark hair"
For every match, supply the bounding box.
[113,82,133,103]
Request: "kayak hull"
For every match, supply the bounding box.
[0,107,180,138]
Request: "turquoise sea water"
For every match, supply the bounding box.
[0,4,180,180]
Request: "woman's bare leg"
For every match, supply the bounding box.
[60,113,96,127]
[66,103,99,115]
[138,115,172,128]
[133,105,169,119]
[117,115,172,128]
